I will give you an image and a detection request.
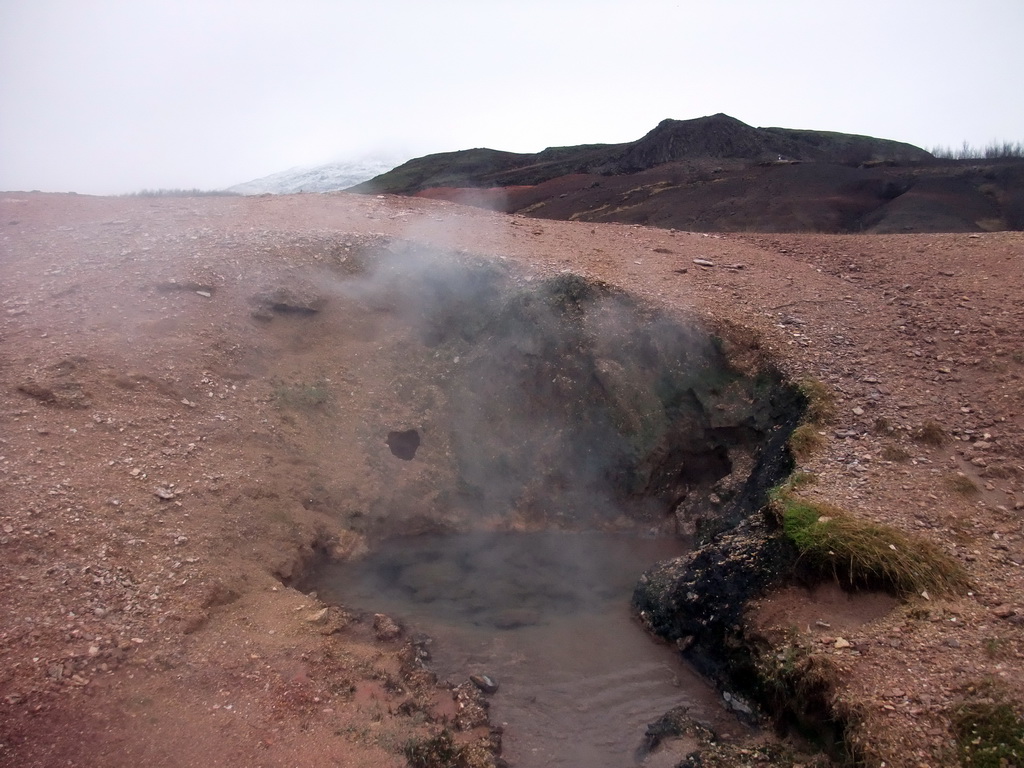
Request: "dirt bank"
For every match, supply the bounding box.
[1,192,1022,766]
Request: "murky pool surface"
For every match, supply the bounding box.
[310,532,747,767]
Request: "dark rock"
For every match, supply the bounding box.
[250,286,326,315]
[470,674,498,694]
[632,512,798,689]
[373,613,402,641]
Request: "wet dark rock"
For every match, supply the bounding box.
[250,285,326,315]
[428,266,803,536]
[632,512,798,692]
[469,674,498,694]
[636,704,804,767]
[373,612,402,641]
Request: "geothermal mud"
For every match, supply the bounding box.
[287,243,805,764]
[303,241,803,541]
[308,532,751,768]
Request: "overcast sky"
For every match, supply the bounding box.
[2,0,1022,195]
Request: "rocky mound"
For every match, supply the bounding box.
[353,114,931,194]
[351,114,1024,234]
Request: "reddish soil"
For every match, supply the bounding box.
[1,191,1022,767]
[406,159,1024,234]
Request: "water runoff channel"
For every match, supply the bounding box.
[309,531,752,767]
[298,255,798,765]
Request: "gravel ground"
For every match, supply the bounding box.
[1,191,1022,767]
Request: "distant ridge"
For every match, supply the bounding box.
[347,114,1024,234]
[351,114,933,195]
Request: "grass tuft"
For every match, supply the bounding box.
[789,424,825,461]
[404,729,490,768]
[787,470,818,490]
[913,420,947,447]
[880,444,912,463]
[770,487,970,597]
[273,379,331,410]
[786,379,835,462]
[945,473,980,496]
[952,683,1024,767]
[798,378,836,425]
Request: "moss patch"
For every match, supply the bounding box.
[771,487,970,597]
[798,378,836,425]
[404,729,492,768]
[952,685,1024,767]
[789,423,825,461]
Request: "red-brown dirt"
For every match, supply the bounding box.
[1,191,1022,767]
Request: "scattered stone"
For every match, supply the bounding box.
[722,690,754,716]
[373,613,402,641]
[693,258,715,267]
[154,487,177,500]
[452,681,489,730]
[306,607,330,625]
[470,674,499,694]
[834,637,852,649]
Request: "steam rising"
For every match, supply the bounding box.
[324,240,788,534]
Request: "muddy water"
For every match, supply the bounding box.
[311,532,749,767]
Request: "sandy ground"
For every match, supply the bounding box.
[1,191,1022,767]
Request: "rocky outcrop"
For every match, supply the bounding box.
[632,513,797,685]
[352,114,934,195]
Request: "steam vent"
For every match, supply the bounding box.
[285,239,807,765]
[279,240,803,542]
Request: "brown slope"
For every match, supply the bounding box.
[356,115,1024,234]
[353,113,934,196]
[1,191,1022,767]
[421,157,1024,234]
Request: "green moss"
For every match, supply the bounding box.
[771,488,970,597]
[789,423,825,461]
[273,379,331,410]
[798,378,836,425]
[952,687,1024,767]
[404,730,491,768]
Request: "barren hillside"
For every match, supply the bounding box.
[1,192,1022,767]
